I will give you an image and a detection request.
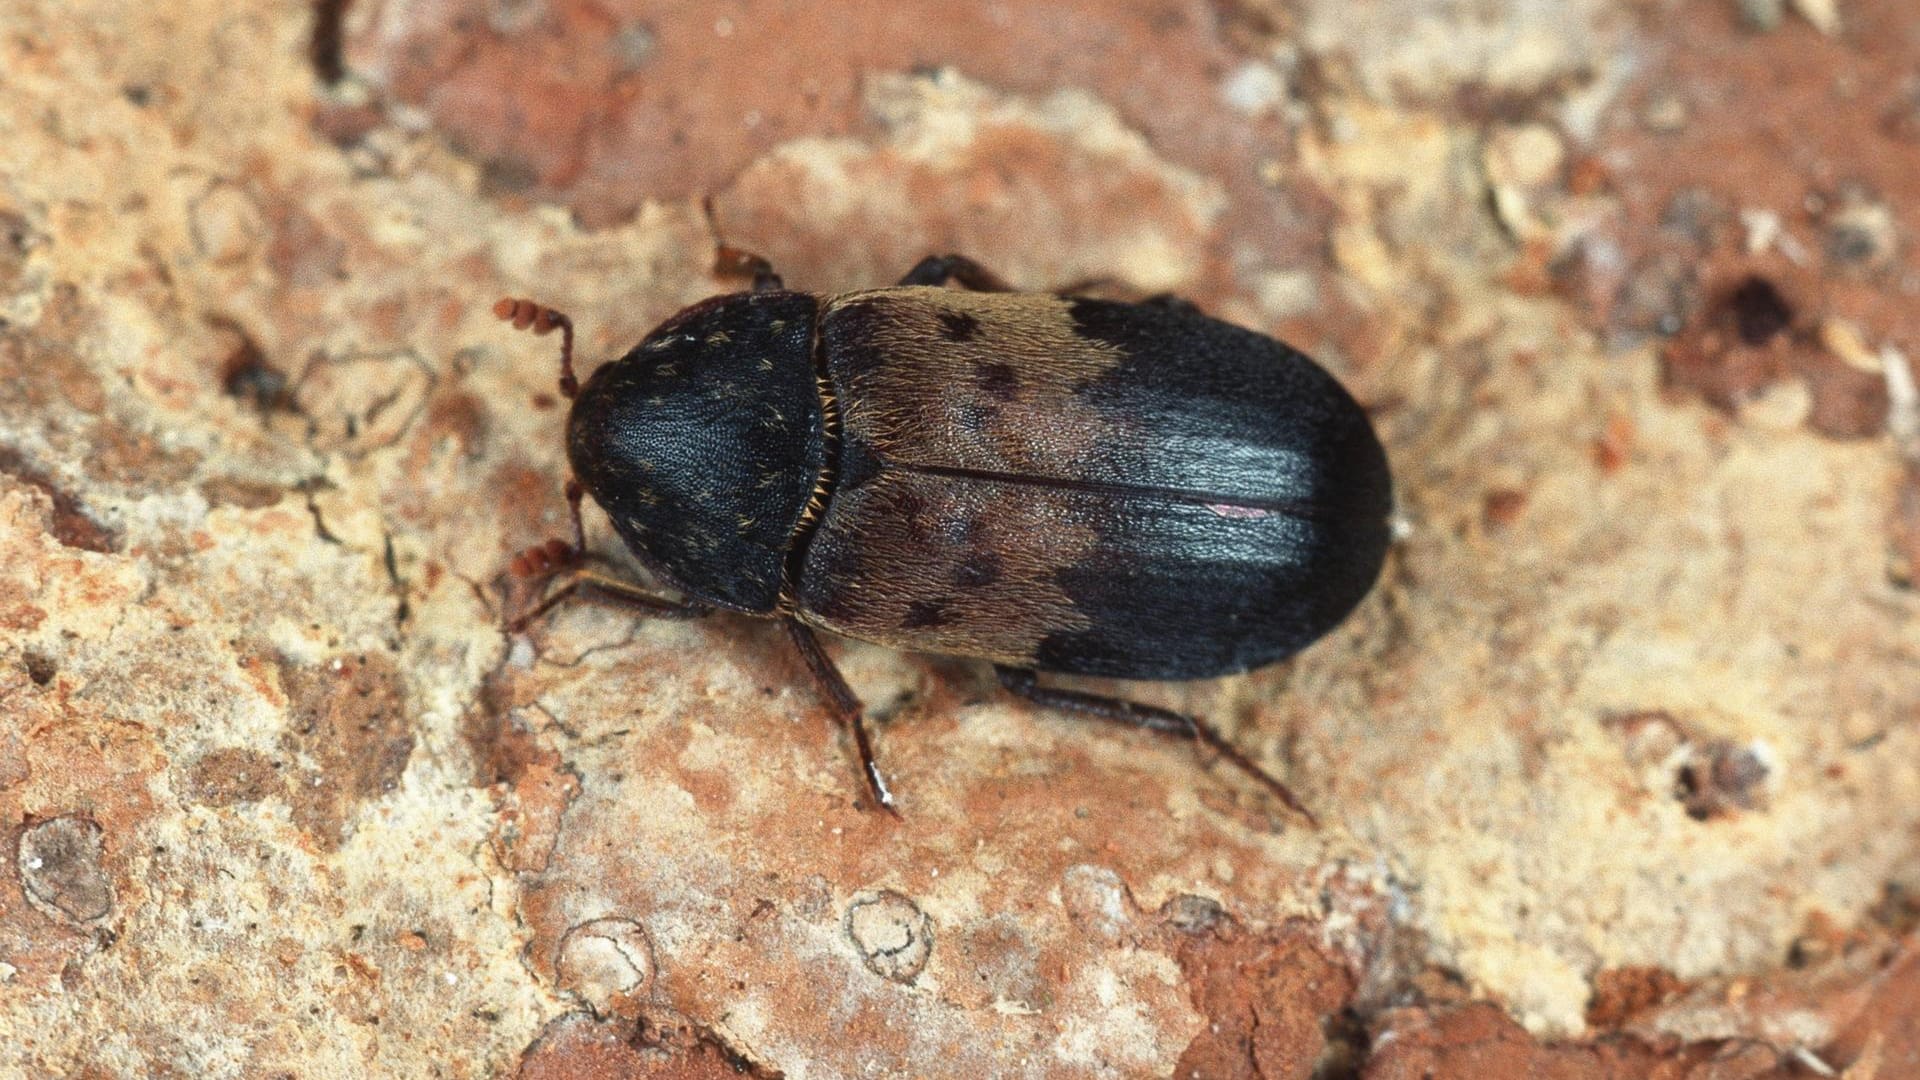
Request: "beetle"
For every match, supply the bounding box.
[495,243,1391,823]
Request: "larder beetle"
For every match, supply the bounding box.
[497,241,1391,823]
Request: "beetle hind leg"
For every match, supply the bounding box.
[992,666,1318,826]
[786,621,899,816]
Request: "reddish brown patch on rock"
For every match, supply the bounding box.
[1167,915,1355,1080]
[278,652,414,847]
[265,196,346,290]
[1365,1003,1774,1080]
[1482,488,1528,528]
[1587,966,1688,1028]
[517,1012,781,1080]
[1818,940,1920,1078]
[198,476,287,509]
[0,446,119,553]
[0,309,107,420]
[344,0,1346,326]
[184,746,284,807]
[1657,334,1779,416]
[83,423,204,489]
[1798,350,1892,440]
[1595,0,1919,441]
[419,388,490,461]
[497,742,579,874]
[950,914,1055,1013]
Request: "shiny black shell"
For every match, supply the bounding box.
[567,285,1391,680]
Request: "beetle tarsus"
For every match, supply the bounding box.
[897,254,1013,292]
[786,620,899,816]
[494,297,579,398]
[992,666,1318,826]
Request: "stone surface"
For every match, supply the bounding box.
[1,0,1917,1076]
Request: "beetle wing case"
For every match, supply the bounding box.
[567,291,826,613]
[794,288,1391,679]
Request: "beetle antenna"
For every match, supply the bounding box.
[494,297,578,399]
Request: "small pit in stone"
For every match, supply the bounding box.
[1676,740,1770,821]
[18,815,115,922]
[24,651,56,685]
[1724,275,1794,346]
[212,317,294,414]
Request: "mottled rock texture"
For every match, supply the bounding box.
[2,0,1917,1077]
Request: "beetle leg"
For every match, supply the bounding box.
[702,196,785,291]
[992,666,1317,826]
[508,570,709,633]
[785,620,899,816]
[493,298,579,399]
[507,478,590,577]
[896,254,1013,292]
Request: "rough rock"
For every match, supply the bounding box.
[1,0,1916,1076]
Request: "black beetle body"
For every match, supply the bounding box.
[505,255,1391,819]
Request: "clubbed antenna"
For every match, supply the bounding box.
[494,297,578,398]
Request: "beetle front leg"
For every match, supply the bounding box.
[993,666,1317,826]
[508,571,710,633]
[896,254,1013,292]
[507,479,708,630]
[785,620,898,815]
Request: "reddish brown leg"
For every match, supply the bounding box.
[508,570,708,633]
[993,666,1318,826]
[494,298,579,398]
[702,196,784,292]
[897,254,1012,292]
[507,479,703,630]
[786,620,898,815]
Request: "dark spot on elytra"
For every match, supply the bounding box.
[824,299,893,384]
[938,310,980,342]
[901,598,952,629]
[955,551,1002,588]
[976,362,1019,403]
